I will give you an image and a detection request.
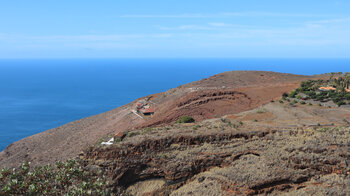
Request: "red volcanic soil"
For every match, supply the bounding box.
[138,84,301,128]
[0,71,320,168]
[138,71,315,128]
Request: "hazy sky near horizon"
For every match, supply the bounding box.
[1,1,350,58]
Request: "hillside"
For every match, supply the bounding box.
[2,71,350,195]
[0,71,320,168]
[75,89,350,195]
[80,118,350,195]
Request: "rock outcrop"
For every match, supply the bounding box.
[78,118,350,195]
[1,70,348,195]
[0,71,316,168]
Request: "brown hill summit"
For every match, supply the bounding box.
[0,71,319,168]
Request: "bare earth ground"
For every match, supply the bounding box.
[80,106,350,195]
[0,71,325,168]
[228,102,350,129]
[2,70,350,195]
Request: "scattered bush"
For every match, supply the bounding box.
[176,116,195,123]
[0,160,111,195]
[192,125,201,130]
[336,101,346,107]
[283,76,350,106]
[127,131,139,137]
[220,118,231,124]
[256,108,266,113]
[144,127,154,133]
[288,91,297,98]
[317,127,330,132]
[282,92,289,98]
[299,80,314,91]
[345,94,350,100]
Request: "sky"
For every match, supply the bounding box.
[0,0,350,58]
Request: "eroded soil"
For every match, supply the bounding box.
[1,71,349,195]
[79,118,350,195]
[0,71,316,168]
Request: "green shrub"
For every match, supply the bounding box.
[282,92,289,98]
[256,108,266,113]
[317,127,330,132]
[192,125,201,130]
[220,118,231,123]
[176,116,195,123]
[296,95,302,99]
[0,160,111,195]
[345,94,350,100]
[336,101,346,107]
[144,127,154,133]
[305,91,316,99]
[127,131,139,137]
[279,100,284,104]
[300,101,306,105]
[288,91,297,98]
[294,76,350,105]
[300,80,314,91]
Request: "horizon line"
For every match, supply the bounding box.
[1,57,350,60]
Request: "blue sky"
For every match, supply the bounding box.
[1,0,350,58]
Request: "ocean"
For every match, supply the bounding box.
[0,58,350,151]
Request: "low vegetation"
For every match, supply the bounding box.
[127,131,139,137]
[283,72,350,106]
[176,116,195,123]
[0,160,111,195]
[256,108,266,113]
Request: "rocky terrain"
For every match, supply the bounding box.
[2,70,350,195]
[0,71,316,168]
[78,99,350,195]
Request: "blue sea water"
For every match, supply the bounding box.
[0,58,350,151]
